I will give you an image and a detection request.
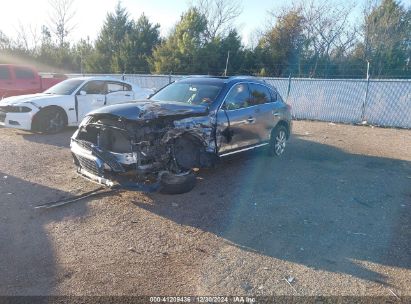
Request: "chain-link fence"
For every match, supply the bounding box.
[67,74,411,129]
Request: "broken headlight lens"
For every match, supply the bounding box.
[79,116,92,128]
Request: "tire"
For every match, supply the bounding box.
[159,171,197,194]
[35,108,66,134]
[268,125,288,157]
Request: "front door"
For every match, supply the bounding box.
[76,80,107,122]
[216,83,261,153]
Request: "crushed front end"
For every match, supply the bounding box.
[70,103,217,192]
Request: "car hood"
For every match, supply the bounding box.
[88,100,209,121]
[0,93,62,106]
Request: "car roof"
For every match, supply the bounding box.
[177,75,267,86]
[67,76,134,86]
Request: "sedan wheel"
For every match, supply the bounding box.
[269,126,287,157]
[37,108,66,134]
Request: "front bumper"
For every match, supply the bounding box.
[0,111,34,130]
[70,139,127,187]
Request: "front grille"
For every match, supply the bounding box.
[0,111,5,123]
[74,139,124,173]
[75,139,95,150]
[94,149,125,173]
[76,155,101,176]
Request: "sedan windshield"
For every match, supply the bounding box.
[150,82,223,105]
[44,79,85,95]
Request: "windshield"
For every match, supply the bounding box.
[150,82,223,105]
[44,79,85,95]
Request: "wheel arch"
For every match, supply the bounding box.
[32,105,68,131]
[274,120,291,139]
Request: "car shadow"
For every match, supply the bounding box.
[135,136,411,284]
[0,172,89,295]
[20,127,76,148]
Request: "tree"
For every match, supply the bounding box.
[150,8,207,74]
[92,2,133,73]
[48,0,76,47]
[194,0,243,41]
[299,0,357,77]
[0,31,10,50]
[363,0,411,77]
[258,8,306,76]
[121,14,160,73]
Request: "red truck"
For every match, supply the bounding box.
[0,64,67,99]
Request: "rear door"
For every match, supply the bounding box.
[13,66,40,95]
[76,80,107,121]
[105,81,134,105]
[248,83,279,142]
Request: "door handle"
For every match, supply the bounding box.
[247,117,255,123]
[125,94,131,97]
[273,112,280,117]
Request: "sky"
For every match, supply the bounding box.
[0,0,410,47]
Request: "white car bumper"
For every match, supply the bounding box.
[0,111,34,130]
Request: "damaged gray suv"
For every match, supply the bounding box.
[70,76,292,194]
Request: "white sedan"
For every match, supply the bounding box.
[0,77,153,133]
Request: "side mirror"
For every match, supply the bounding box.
[79,90,87,96]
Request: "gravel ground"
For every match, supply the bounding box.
[0,121,410,297]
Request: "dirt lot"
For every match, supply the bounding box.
[0,121,410,297]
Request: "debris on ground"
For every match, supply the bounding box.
[3,176,8,179]
[34,187,118,209]
[283,276,297,293]
[240,281,253,292]
[172,203,179,208]
[286,276,295,284]
[389,288,400,300]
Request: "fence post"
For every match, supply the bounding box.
[361,77,370,123]
[287,74,292,99]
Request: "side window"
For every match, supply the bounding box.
[14,67,36,79]
[270,88,278,102]
[107,82,131,93]
[81,81,107,94]
[0,66,11,80]
[223,84,251,110]
[249,83,271,106]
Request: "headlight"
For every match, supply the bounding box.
[79,116,91,127]
[0,106,32,113]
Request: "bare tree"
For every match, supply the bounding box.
[14,22,41,52]
[48,0,76,47]
[194,0,243,40]
[300,0,357,76]
[0,31,10,50]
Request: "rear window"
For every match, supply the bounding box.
[107,82,132,93]
[15,67,36,79]
[0,66,11,80]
